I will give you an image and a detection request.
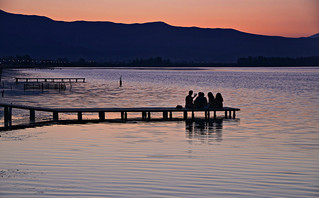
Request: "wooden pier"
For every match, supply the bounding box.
[15,78,85,83]
[0,103,240,128]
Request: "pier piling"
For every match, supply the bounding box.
[78,112,83,121]
[53,112,59,121]
[148,112,151,120]
[184,111,188,120]
[30,110,35,123]
[4,107,11,127]
[99,112,105,121]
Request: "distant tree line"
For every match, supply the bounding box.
[130,57,171,66]
[0,55,98,67]
[237,56,319,66]
[0,55,70,66]
[1,55,319,67]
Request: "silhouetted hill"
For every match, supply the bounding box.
[1,10,319,62]
[309,33,319,38]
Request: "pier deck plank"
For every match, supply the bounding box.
[52,107,240,113]
[0,103,54,112]
[0,103,239,113]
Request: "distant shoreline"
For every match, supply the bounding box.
[2,56,319,69]
[1,65,319,69]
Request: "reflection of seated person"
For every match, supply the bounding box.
[194,92,207,108]
[185,119,223,141]
[185,90,197,108]
[215,93,223,108]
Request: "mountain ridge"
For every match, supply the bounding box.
[309,33,319,38]
[1,9,318,62]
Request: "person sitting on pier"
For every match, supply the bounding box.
[194,92,207,108]
[207,92,215,108]
[185,90,197,108]
[215,92,224,108]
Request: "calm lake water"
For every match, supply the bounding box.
[0,67,319,197]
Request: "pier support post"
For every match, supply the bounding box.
[8,107,12,126]
[183,111,188,120]
[163,111,168,120]
[142,112,146,120]
[169,111,172,120]
[214,111,216,119]
[99,112,105,121]
[121,112,124,120]
[205,111,210,120]
[225,111,227,119]
[78,112,82,121]
[53,112,59,121]
[30,109,35,123]
[148,112,151,120]
[4,107,12,127]
[229,111,232,118]
[4,107,8,127]
[192,111,195,120]
[125,112,127,120]
[233,111,236,118]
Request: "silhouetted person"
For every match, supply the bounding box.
[185,90,197,108]
[208,92,215,107]
[215,92,224,108]
[194,92,207,108]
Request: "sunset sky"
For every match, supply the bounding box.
[1,0,318,37]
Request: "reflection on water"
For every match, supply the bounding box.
[185,119,223,142]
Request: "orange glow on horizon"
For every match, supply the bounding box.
[1,0,318,37]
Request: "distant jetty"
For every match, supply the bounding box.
[15,77,86,83]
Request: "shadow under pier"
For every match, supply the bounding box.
[0,117,239,132]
